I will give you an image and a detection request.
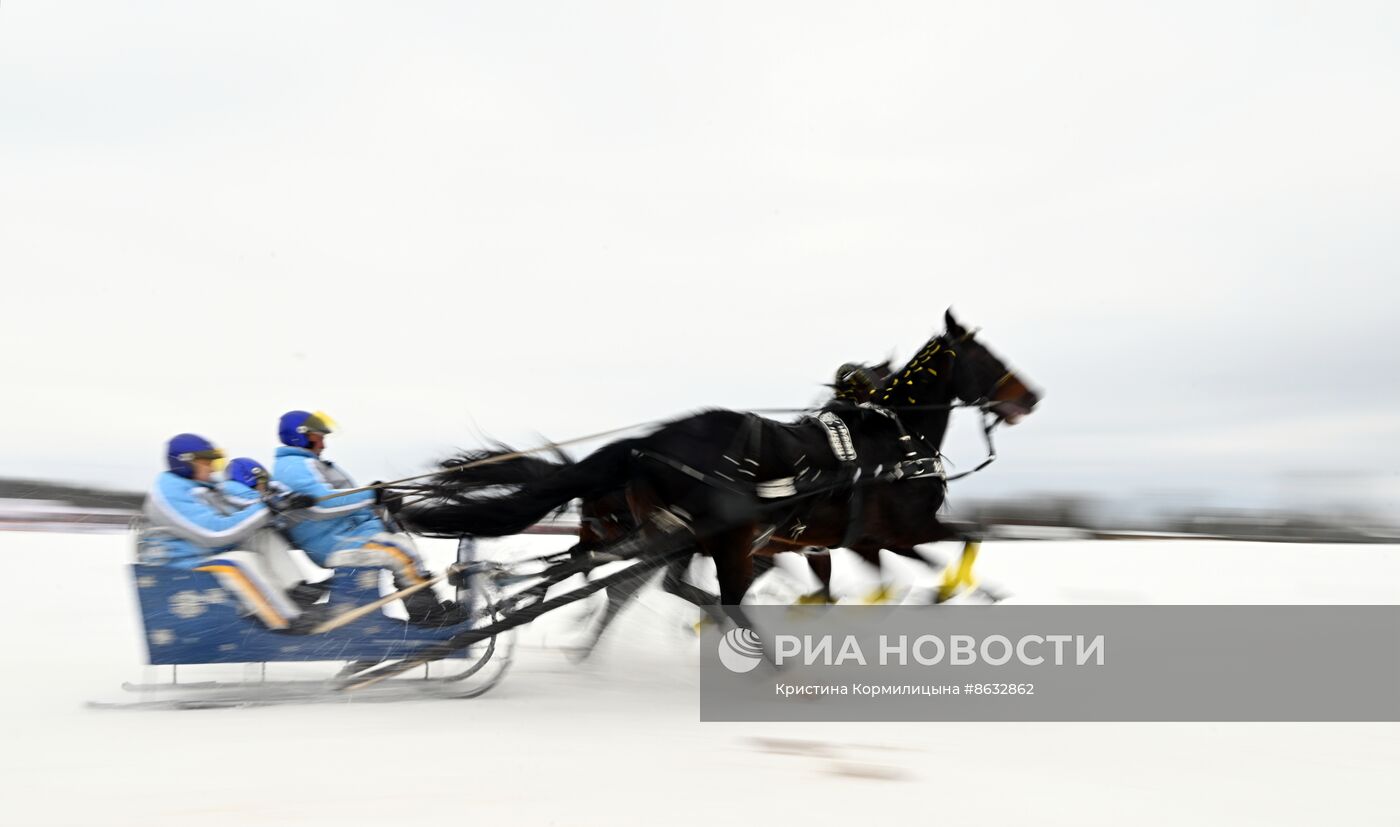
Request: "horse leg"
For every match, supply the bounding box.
[704,526,757,627]
[848,543,905,604]
[661,555,728,628]
[881,519,987,603]
[799,549,835,603]
[882,542,988,603]
[934,539,982,603]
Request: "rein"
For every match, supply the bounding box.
[945,408,1000,482]
[634,403,1004,498]
[323,399,1002,505]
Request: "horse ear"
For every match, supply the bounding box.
[944,307,965,338]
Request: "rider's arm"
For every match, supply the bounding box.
[217,480,262,508]
[148,478,270,548]
[278,457,377,521]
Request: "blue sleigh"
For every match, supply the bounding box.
[112,537,514,707]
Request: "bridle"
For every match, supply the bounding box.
[857,334,1016,485]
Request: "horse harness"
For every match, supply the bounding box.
[632,400,981,552]
[721,403,950,548]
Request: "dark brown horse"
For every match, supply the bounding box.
[402,310,1040,628]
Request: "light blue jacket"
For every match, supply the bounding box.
[220,478,305,537]
[217,478,263,507]
[138,472,270,568]
[272,446,385,562]
[217,479,293,507]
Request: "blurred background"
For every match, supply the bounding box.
[3,1,1398,533]
[4,4,1400,825]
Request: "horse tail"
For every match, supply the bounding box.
[401,438,640,537]
[430,445,573,497]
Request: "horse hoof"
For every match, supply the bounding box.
[795,592,834,606]
[687,615,717,637]
[862,585,900,605]
[934,577,980,603]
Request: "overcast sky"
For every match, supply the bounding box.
[3,2,1398,513]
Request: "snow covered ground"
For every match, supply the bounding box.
[4,530,1400,826]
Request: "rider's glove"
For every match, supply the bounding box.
[266,492,317,513]
[371,482,404,514]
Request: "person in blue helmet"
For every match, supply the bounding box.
[220,457,330,610]
[138,434,312,631]
[271,410,466,627]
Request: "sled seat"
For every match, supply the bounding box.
[131,564,467,666]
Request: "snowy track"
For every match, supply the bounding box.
[5,531,1400,825]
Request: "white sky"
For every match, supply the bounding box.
[2,2,1398,512]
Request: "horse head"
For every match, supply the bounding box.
[875,309,1042,425]
[941,308,1042,424]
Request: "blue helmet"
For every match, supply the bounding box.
[225,457,270,491]
[166,433,225,479]
[278,410,336,448]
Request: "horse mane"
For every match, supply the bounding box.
[875,332,952,406]
[830,358,895,403]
